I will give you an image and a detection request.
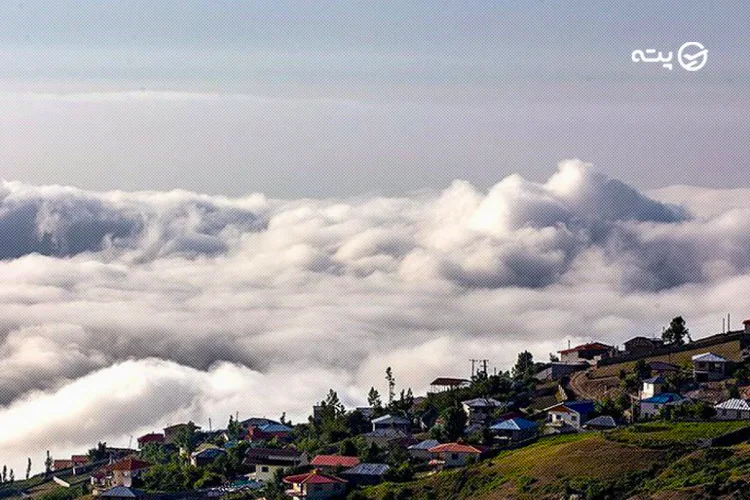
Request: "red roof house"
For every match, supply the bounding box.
[136,433,165,448]
[283,470,347,500]
[427,443,485,470]
[310,455,360,470]
[558,342,614,364]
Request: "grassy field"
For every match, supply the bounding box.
[605,421,750,449]
[589,339,743,379]
[357,421,750,500]
[357,433,668,500]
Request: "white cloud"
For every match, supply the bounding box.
[2,160,750,474]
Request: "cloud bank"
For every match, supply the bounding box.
[2,159,750,474]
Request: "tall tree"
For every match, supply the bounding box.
[385,367,396,405]
[44,451,52,477]
[9,470,13,484]
[663,316,691,345]
[512,351,535,380]
[26,458,31,480]
[440,406,468,442]
[174,422,199,455]
[367,387,383,409]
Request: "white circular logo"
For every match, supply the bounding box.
[678,42,708,71]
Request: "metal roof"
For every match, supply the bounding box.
[715,398,750,410]
[692,352,728,362]
[584,415,618,428]
[643,375,665,384]
[101,487,145,498]
[490,417,538,431]
[462,398,503,408]
[371,414,410,425]
[342,463,391,476]
[641,393,683,404]
[408,439,440,450]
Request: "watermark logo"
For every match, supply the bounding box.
[677,42,708,71]
[631,42,707,71]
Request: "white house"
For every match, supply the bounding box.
[639,393,685,419]
[544,401,596,431]
[427,443,483,470]
[715,399,750,420]
[461,398,504,424]
[692,352,729,382]
[640,375,665,400]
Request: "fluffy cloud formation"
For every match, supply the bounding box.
[2,159,750,474]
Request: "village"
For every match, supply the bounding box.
[5,315,750,500]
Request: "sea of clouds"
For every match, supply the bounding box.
[2,159,750,474]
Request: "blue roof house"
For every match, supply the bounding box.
[490,417,539,442]
[639,393,686,419]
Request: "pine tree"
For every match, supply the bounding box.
[45,451,52,477]
[26,458,31,480]
[367,387,383,409]
[385,367,396,405]
[663,316,691,345]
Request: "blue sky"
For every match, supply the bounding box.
[0,1,748,196]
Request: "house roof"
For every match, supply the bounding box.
[241,417,280,427]
[643,375,666,384]
[641,393,684,404]
[624,336,662,344]
[544,401,596,416]
[692,352,728,363]
[71,455,89,464]
[342,463,391,477]
[430,377,470,386]
[408,439,440,451]
[490,417,538,431]
[109,458,152,472]
[137,433,164,444]
[53,460,73,469]
[371,414,410,425]
[715,398,750,411]
[462,398,503,408]
[101,487,146,498]
[558,342,612,355]
[584,415,618,429]
[364,428,410,439]
[283,470,347,485]
[649,361,679,372]
[257,423,293,433]
[246,447,304,460]
[310,455,360,468]
[428,443,483,454]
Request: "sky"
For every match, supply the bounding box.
[2,0,750,477]
[0,1,748,196]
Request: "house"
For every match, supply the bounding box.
[545,401,596,430]
[461,398,504,424]
[715,399,750,420]
[640,393,685,419]
[310,455,360,472]
[429,378,470,393]
[71,455,89,467]
[53,460,74,471]
[341,463,390,487]
[136,433,165,449]
[693,352,729,382]
[244,447,308,482]
[363,428,412,447]
[190,444,226,467]
[163,423,200,444]
[558,343,615,365]
[490,417,539,443]
[407,439,441,461]
[371,414,410,432]
[282,469,347,500]
[535,362,588,381]
[649,361,680,375]
[427,443,484,470]
[623,337,664,356]
[640,376,665,400]
[240,417,280,431]
[583,415,619,431]
[248,423,293,442]
[100,486,147,500]
[92,458,153,489]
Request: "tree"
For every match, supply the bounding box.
[226,415,244,441]
[88,442,108,461]
[440,406,468,441]
[3,465,7,483]
[174,421,199,455]
[44,451,52,477]
[9,470,13,484]
[549,353,560,362]
[512,351,535,380]
[26,458,31,480]
[385,367,396,405]
[368,387,383,409]
[663,316,691,346]
[634,359,651,379]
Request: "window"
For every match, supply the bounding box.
[451,453,459,460]
[571,415,577,422]
[261,466,269,472]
